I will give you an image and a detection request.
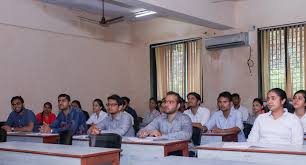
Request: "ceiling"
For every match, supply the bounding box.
[41,0,243,30]
[41,0,159,21]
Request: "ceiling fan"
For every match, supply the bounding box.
[79,0,124,27]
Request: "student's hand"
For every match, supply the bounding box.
[211,128,223,133]
[87,125,96,134]
[1,125,12,132]
[138,131,149,138]
[192,123,204,130]
[40,123,51,133]
[149,130,161,137]
[90,127,100,135]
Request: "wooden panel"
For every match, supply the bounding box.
[81,152,120,165]
[164,141,188,156]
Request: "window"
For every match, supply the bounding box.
[150,39,203,100]
[259,24,305,98]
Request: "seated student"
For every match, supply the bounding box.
[293,90,306,132]
[72,100,90,122]
[40,94,87,135]
[178,98,187,113]
[231,93,249,123]
[86,99,107,125]
[248,88,303,145]
[138,91,192,140]
[184,92,210,130]
[244,98,265,138]
[36,102,56,125]
[140,97,160,128]
[203,91,246,142]
[122,96,139,132]
[88,94,135,137]
[158,98,166,114]
[121,100,135,126]
[246,98,265,125]
[2,96,37,132]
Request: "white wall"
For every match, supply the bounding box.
[235,0,306,29]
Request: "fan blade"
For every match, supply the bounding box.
[105,16,124,25]
[79,16,99,24]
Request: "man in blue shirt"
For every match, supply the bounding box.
[2,96,37,132]
[40,94,87,135]
[122,96,139,132]
[203,91,246,142]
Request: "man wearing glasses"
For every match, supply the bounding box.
[137,91,192,140]
[88,94,135,137]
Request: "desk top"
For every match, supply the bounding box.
[73,135,188,146]
[196,142,306,155]
[0,141,119,158]
[125,156,270,165]
[202,132,238,136]
[7,132,59,137]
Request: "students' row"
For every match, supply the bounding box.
[1,89,306,146]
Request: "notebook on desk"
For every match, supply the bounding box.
[73,135,89,140]
[25,133,56,136]
[222,142,282,149]
[126,137,168,142]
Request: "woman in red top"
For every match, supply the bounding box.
[36,102,56,125]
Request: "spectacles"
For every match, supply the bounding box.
[106,103,118,107]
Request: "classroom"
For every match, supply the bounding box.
[1,0,306,165]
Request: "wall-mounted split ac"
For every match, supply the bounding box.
[205,32,249,50]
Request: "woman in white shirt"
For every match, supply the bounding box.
[293,90,306,133]
[247,88,303,145]
[86,99,107,125]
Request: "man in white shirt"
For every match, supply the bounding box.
[232,93,249,123]
[184,92,210,130]
[203,91,246,142]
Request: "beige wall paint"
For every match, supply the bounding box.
[133,17,257,112]
[1,0,305,121]
[0,0,149,120]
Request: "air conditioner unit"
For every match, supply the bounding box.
[205,32,249,50]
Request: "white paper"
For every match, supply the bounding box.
[25,133,55,136]
[73,135,89,139]
[222,143,251,149]
[126,137,168,142]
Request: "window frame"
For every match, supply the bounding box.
[150,37,202,99]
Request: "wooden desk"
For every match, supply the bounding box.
[7,132,59,143]
[124,156,270,165]
[201,132,238,144]
[196,142,306,165]
[0,141,120,165]
[73,135,189,157]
